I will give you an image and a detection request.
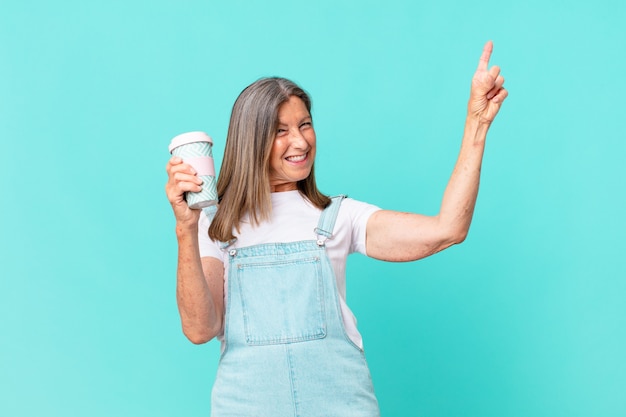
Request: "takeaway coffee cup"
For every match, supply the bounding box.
[169,131,218,209]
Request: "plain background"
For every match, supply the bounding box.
[1,1,625,416]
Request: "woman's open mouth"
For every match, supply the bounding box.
[285,153,308,163]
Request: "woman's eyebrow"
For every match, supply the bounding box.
[277,115,312,126]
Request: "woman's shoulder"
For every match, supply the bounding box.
[325,195,380,255]
[337,196,381,218]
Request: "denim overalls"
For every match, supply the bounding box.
[205,196,380,416]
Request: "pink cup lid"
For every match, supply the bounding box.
[169,131,213,153]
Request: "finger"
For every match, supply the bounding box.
[477,40,493,72]
[167,159,197,177]
[165,157,183,175]
[488,65,501,80]
[486,75,505,99]
[171,168,203,187]
[165,175,203,202]
[167,156,183,167]
[486,87,499,100]
[174,179,203,193]
[492,87,508,104]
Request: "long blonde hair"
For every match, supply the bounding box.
[209,77,330,242]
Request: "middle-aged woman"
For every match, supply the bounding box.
[165,41,507,416]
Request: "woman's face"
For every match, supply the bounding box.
[269,95,316,192]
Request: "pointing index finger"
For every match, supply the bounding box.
[477,40,493,71]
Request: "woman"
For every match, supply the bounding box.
[165,41,507,416]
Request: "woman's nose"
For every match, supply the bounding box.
[288,129,307,147]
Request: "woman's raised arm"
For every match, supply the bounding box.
[366,41,508,262]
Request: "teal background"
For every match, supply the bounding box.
[1,0,625,416]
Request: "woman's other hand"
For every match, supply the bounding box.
[467,40,508,124]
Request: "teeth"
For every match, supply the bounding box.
[286,154,306,162]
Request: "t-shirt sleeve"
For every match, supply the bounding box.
[198,210,224,261]
[342,197,381,255]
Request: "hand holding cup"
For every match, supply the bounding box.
[165,132,218,227]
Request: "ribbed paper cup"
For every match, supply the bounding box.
[169,131,218,209]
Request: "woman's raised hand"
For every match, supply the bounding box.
[467,41,508,124]
[165,157,204,227]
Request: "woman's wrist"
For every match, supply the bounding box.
[466,112,493,127]
[176,220,199,239]
[463,115,490,146]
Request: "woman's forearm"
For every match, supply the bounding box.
[436,115,491,242]
[175,223,223,344]
[366,116,493,262]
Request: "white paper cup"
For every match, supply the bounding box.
[169,131,218,209]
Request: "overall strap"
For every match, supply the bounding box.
[314,195,346,245]
[202,204,218,222]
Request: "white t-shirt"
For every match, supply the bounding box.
[198,190,380,349]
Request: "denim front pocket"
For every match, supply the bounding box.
[236,256,326,345]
